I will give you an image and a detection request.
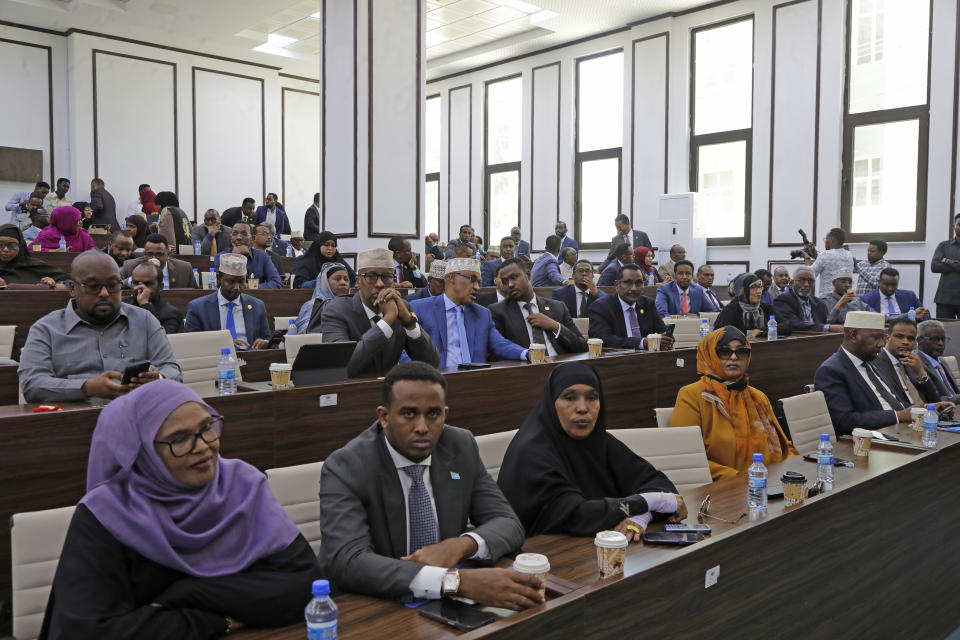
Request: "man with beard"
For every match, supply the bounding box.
[122,260,184,334]
[872,316,945,406]
[773,266,842,333]
[917,320,960,401]
[551,258,605,318]
[588,263,674,351]
[184,253,270,350]
[103,230,136,267]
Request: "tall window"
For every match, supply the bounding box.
[424,94,441,238]
[575,49,623,248]
[690,17,754,245]
[484,75,522,246]
[842,0,929,241]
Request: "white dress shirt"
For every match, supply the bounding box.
[126,199,142,216]
[518,296,561,356]
[559,261,574,281]
[217,290,247,343]
[361,298,422,340]
[879,293,901,316]
[383,439,489,599]
[394,259,422,284]
[843,347,894,411]
[265,208,277,229]
[161,263,170,290]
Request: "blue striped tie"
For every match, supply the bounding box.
[402,465,438,553]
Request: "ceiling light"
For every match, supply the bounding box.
[253,43,295,57]
[529,9,557,25]
[310,11,321,19]
[267,33,297,47]
[500,0,542,13]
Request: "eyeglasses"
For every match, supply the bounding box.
[716,346,751,359]
[697,494,746,525]
[574,268,594,276]
[453,272,480,285]
[74,280,122,294]
[618,278,645,288]
[154,416,222,457]
[359,272,396,285]
[0,241,20,251]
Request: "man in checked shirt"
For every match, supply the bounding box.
[854,239,890,296]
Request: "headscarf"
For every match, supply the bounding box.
[155,192,191,247]
[497,362,676,536]
[140,188,158,215]
[296,261,347,333]
[36,206,96,252]
[633,246,654,275]
[154,191,180,209]
[80,380,300,577]
[695,326,784,459]
[727,272,751,299]
[737,273,763,331]
[125,215,149,248]
[294,230,356,288]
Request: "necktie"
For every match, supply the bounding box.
[681,290,689,314]
[210,235,217,255]
[397,265,403,283]
[401,465,438,553]
[225,301,237,339]
[448,306,471,365]
[627,306,641,338]
[937,362,958,394]
[896,363,922,405]
[862,362,905,410]
[524,302,547,346]
[801,300,813,324]
[886,297,895,315]
[578,291,588,318]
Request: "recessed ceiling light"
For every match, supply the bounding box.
[253,43,295,57]
[267,33,297,47]
[500,0,542,13]
[310,11,321,19]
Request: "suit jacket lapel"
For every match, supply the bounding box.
[375,431,408,557]
[351,294,373,340]
[429,442,462,542]
[840,350,884,409]
[613,297,629,337]
[506,300,531,348]
[536,296,561,351]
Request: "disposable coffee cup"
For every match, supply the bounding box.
[646,333,662,352]
[247,277,259,289]
[781,471,807,506]
[851,428,873,457]
[512,553,550,598]
[910,407,925,432]
[594,530,628,579]
[530,343,547,364]
[588,338,603,359]
[269,362,293,390]
[31,243,41,252]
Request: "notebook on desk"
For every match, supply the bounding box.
[291,342,357,387]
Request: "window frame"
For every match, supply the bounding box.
[840,0,932,243]
[688,14,755,247]
[483,73,523,247]
[574,47,624,251]
[424,93,441,239]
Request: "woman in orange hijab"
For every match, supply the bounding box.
[670,325,796,480]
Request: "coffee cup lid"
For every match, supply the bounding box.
[780,470,806,484]
[851,428,874,437]
[910,407,926,414]
[594,530,628,548]
[647,333,661,339]
[530,343,546,349]
[513,552,550,574]
[588,338,603,344]
[269,363,293,371]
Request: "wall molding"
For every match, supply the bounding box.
[629,31,669,223]
[281,86,320,208]
[530,61,561,240]
[447,83,473,238]
[0,37,54,184]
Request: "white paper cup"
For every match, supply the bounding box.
[910,407,925,432]
[247,277,259,289]
[512,553,550,597]
[594,531,628,579]
[851,428,873,457]
[588,338,603,359]
[530,342,546,364]
[646,333,662,352]
[269,362,293,390]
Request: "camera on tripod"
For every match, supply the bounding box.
[789,229,818,260]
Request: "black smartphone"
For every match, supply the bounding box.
[642,531,704,546]
[802,453,851,466]
[664,324,676,338]
[664,523,712,534]
[120,360,151,385]
[766,484,784,498]
[266,329,286,350]
[457,363,491,370]
[418,599,497,631]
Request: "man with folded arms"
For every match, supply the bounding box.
[319,362,542,609]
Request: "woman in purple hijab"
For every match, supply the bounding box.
[40,380,321,639]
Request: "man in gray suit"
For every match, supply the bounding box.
[318,362,544,608]
[190,209,232,256]
[600,213,652,272]
[321,248,440,377]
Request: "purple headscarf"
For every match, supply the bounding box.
[80,380,300,577]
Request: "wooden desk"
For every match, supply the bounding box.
[31,251,297,275]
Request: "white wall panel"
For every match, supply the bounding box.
[631,34,668,231]
[193,68,263,220]
[447,84,472,240]
[0,39,51,203]
[769,0,818,245]
[282,88,320,234]
[323,0,357,236]
[530,62,560,249]
[94,51,177,213]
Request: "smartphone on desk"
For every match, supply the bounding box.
[419,599,497,631]
[457,363,491,370]
[642,532,704,546]
[664,523,711,534]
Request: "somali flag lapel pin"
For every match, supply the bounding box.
[450,471,460,480]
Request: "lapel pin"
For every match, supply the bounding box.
[247,304,252,310]
[544,305,550,311]
[640,309,645,314]
[450,471,460,480]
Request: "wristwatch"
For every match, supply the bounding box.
[441,569,460,596]
[403,312,419,330]
[916,375,930,385]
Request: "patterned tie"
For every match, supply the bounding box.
[401,465,438,553]
[887,297,895,315]
[578,291,588,318]
[627,306,641,338]
[225,301,237,339]
[397,265,403,284]
[801,300,813,324]
[862,362,905,410]
[681,290,689,314]
[524,302,547,346]
[896,363,922,405]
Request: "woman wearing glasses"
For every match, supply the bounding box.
[714,273,791,339]
[40,381,320,639]
[670,326,797,481]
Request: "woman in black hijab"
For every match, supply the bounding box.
[498,362,684,541]
[293,230,356,289]
[714,273,791,338]
[0,224,67,287]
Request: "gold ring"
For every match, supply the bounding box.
[625,525,641,534]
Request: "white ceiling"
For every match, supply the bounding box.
[1,0,722,80]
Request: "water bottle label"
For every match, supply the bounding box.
[307,620,337,640]
[219,369,235,381]
[818,455,833,466]
[748,477,766,490]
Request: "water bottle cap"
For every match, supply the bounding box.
[820,433,829,440]
[221,347,230,355]
[909,306,915,311]
[927,404,935,410]
[752,453,763,462]
[210,268,215,271]
[289,319,296,324]
[770,315,775,320]
[312,579,330,596]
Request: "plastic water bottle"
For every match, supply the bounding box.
[816,434,834,490]
[923,404,939,448]
[767,315,778,341]
[305,579,338,640]
[908,306,916,322]
[747,453,767,512]
[218,347,237,396]
[286,243,294,257]
[287,318,297,336]
[648,271,655,287]
[192,268,200,286]
[58,236,66,251]
[207,268,216,290]
[699,318,709,338]
[727,273,733,285]
[194,240,202,255]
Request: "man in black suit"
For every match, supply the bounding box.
[389,236,427,289]
[490,259,587,355]
[917,320,960,401]
[221,197,256,228]
[551,258,605,318]
[872,316,944,405]
[588,263,673,351]
[318,362,541,608]
[120,233,198,289]
[89,177,119,231]
[122,260,183,334]
[601,214,652,271]
[773,266,841,333]
[304,192,320,242]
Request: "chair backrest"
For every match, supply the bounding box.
[265,462,324,554]
[608,426,712,492]
[699,311,719,327]
[653,407,674,428]
[779,390,836,454]
[0,325,15,360]
[178,243,194,255]
[284,333,324,364]
[11,505,76,640]
[166,330,242,397]
[663,317,702,348]
[474,429,519,481]
[572,317,589,338]
[943,356,960,385]
[274,316,297,331]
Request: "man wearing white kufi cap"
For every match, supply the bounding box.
[821,267,869,324]
[408,260,447,301]
[184,252,271,349]
[320,247,440,377]
[410,257,530,366]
